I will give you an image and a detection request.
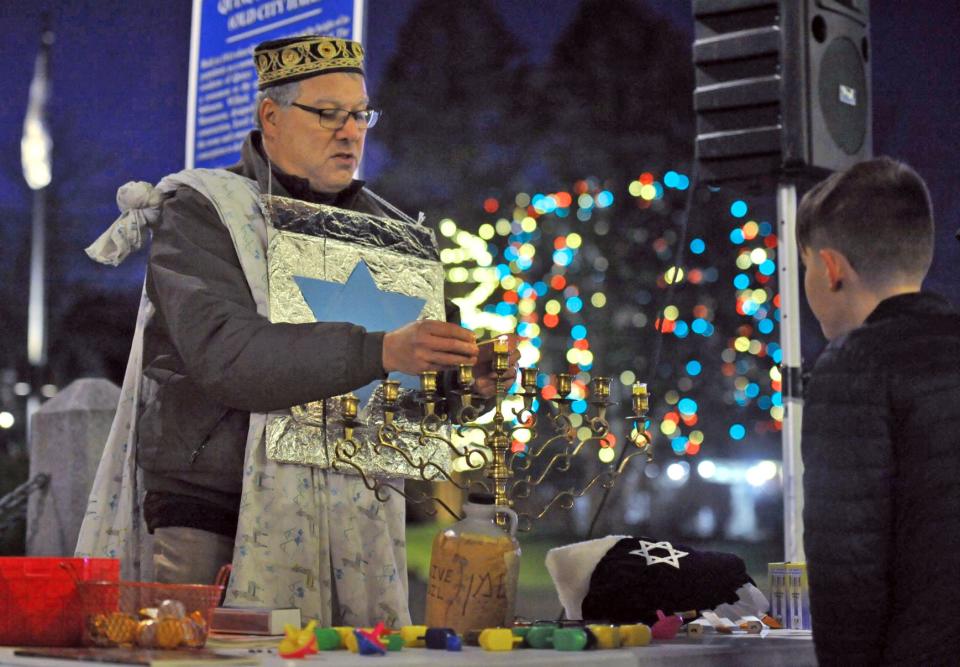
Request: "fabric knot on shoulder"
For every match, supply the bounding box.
[86,180,166,266]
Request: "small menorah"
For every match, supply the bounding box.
[332,337,654,531]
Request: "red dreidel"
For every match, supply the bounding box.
[651,610,683,640]
[355,621,389,655]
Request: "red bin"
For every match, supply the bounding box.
[0,557,119,646]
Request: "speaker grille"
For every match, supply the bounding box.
[817,36,868,155]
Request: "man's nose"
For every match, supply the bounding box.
[335,115,364,140]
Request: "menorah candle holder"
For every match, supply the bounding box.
[331,343,654,530]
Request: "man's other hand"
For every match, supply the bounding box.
[382,320,478,374]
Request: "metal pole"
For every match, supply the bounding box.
[777,182,805,563]
[26,185,47,442]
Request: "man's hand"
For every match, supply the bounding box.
[472,334,521,398]
[382,320,478,375]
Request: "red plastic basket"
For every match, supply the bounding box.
[77,579,224,648]
[0,557,120,647]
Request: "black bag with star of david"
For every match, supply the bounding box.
[581,537,754,625]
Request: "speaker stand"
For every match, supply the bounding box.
[777,182,805,563]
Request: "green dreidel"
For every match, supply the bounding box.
[385,633,404,651]
[526,625,587,650]
[314,627,342,650]
[525,625,556,648]
[554,627,588,651]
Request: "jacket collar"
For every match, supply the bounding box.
[865,291,956,325]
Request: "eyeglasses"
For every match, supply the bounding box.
[290,102,381,130]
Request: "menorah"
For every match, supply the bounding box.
[332,337,654,530]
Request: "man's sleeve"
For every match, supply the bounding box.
[147,186,386,413]
[801,343,893,665]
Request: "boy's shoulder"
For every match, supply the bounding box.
[819,292,960,372]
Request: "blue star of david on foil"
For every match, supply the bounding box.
[293,260,426,404]
[629,540,689,569]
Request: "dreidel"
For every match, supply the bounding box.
[587,624,621,649]
[526,625,588,651]
[424,627,460,650]
[619,623,652,647]
[399,625,427,648]
[313,627,343,650]
[479,628,524,651]
[398,625,459,650]
[333,626,359,652]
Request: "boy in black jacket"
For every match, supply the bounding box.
[798,157,960,666]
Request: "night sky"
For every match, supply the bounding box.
[1,0,958,325]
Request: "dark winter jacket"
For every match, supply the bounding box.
[138,131,449,535]
[802,291,960,666]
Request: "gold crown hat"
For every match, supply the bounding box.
[254,35,364,89]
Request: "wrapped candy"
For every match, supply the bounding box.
[155,618,186,649]
[158,599,187,620]
[104,612,138,645]
[136,620,158,647]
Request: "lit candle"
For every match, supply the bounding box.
[632,382,649,413]
[493,335,509,354]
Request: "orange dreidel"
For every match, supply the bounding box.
[620,623,652,647]
[479,628,524,651]
[587,624,621,649]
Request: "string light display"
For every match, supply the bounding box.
[438,171,782,462]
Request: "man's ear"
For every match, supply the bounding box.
[818,248,852,291]
[259,99,278,138]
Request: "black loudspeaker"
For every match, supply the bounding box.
[693,0,872,185]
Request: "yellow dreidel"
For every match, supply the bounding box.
[479,628,524,651]
[620,623,652,647]
[333,626,360,652]
[587,624,621,649]
[399,625,428,648]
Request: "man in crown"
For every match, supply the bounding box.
[79,35,515,627]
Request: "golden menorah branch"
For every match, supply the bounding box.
[329,340,653,530]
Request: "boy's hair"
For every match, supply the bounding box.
[797,157,934,285]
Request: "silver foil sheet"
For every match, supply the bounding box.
[262,195,454,479]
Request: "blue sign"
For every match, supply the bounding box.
[186,0,363,169]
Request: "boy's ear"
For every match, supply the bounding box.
[818,248,851,291]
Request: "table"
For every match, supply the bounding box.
[1,631,816,666]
